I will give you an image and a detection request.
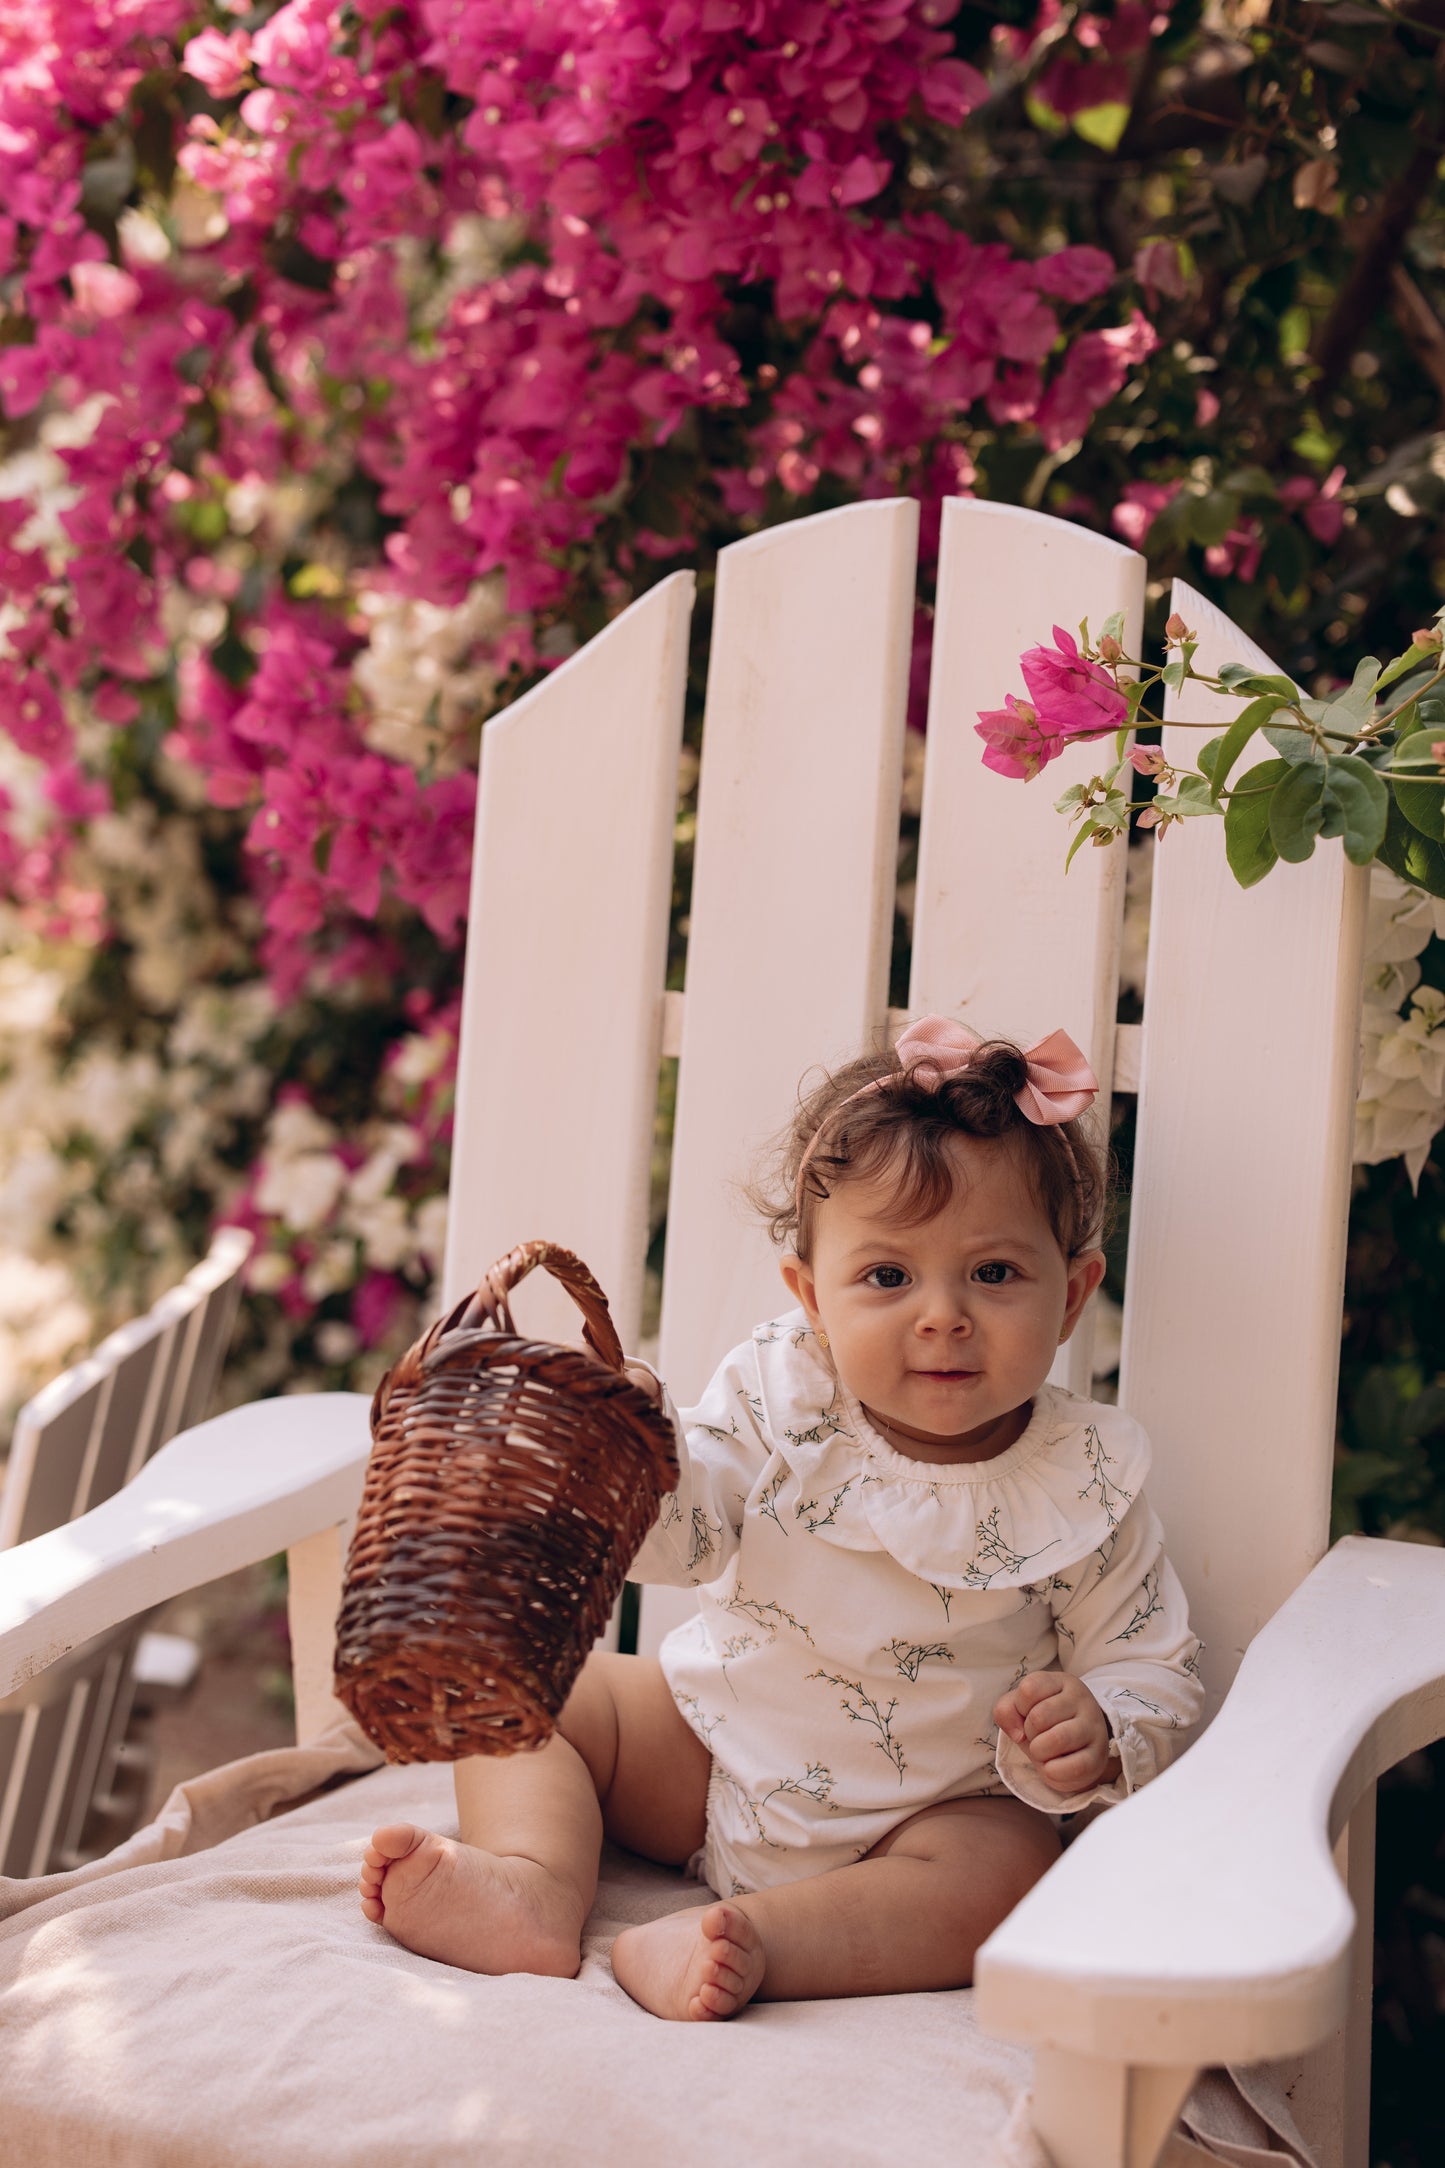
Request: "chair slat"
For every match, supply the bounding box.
[658,500,919,1399]
[1119,581,1368,1707]
[444,573,692,1352]
[0,1230,251,1873]
[175,1230,253,1437]
[643,502,918,1657]
[3,1380,110,1550]
[914,498,1145,1392]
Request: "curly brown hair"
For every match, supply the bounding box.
[751,1035,1110,1263]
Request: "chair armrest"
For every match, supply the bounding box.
[0,1394,371,1701]
[976,1533,1445,2068]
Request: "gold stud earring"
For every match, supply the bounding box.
[816,1329,830,1351]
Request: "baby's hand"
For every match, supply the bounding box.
[992,1672,1117,1796]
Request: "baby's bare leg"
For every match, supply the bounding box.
[359,1651,709,1977]
[611,1795,1058,2020]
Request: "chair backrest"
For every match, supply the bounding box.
[445,501,1364,1707]
[0,1226,252,1877]
[0,1226,253,1551]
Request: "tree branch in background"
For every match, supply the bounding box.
[1313,50,1445,390]
[1390,265,1445,409]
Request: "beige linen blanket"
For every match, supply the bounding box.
[0,1726,1314,2168]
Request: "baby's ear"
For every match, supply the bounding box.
[779,1251,816,1320]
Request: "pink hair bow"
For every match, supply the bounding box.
[793,1014,1098,1224]
[892,1015,1097,1126]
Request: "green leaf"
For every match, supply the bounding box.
[1391,728,1445,842]
[1224,757,1290,887]
[1101,611,1126,646]
[1343,653,1384,713]
[1161,640,1197,694]
[1318,754,1390,864]
[1303,656,1385,741]
[1071,100,1130,151]
[1378,795,1445,899]
[1216,664,1297,698]
[1065,819,1102,869]
[1209,695,1287,799]
[1053,783,1088,813]
[1186,490,1242,547]
[1374,643,1440,696]
[1268,759,1328,862]
[1174,772,1221,815]
[1264,724,1320,764]
[1024,91,1069,135]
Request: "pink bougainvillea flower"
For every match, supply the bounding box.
[1020,625,1128,742]
[1127,743,1168,776]
[1111,478,1180,549]
[1203,519,1263,583]
[182,27,252,100]
[1279,465,1347,548]
[1133,238,1191,304]
[974,694,1056,780]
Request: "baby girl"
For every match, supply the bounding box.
[358,1016,1203,2020]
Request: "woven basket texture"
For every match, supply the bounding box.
[333,1241,678,1763]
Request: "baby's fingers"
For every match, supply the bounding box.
[1036,1746,1113,1795]
[992,1690,1026,1743]
[1025,1715,1094,1766]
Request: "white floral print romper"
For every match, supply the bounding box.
[630,1312,1204,1899]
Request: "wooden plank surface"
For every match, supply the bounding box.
[657,500,918,1401]
[444,573,692,1353]
[913,499,1144,1392]
[1119,581,1367,1706]
[640,502,918,1657]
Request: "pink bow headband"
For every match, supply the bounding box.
[793,1014,1098,1225]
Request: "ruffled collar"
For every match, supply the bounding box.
[750,1311,1150,1588]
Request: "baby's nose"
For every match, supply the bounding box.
[916,1293,972,1333]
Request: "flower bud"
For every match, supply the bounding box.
[1098,634,1122,664]
[1136,804,1161,828]
[1164,612,1190,643]
[1127,744,1168,777]
[1413,628,1444,653]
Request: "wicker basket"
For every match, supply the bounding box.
[332,1240,678,1763]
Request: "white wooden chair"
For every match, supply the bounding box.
[0,499,1428,2168]
[0,1226,251,1876]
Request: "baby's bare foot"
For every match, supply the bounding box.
[611,1900,766,2021]
[358,1822,584,1978]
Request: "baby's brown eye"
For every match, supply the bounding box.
[974,1261,1013,1286]
[865,1265,909,1290]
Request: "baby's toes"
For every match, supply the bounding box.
[692,1975,743,2019]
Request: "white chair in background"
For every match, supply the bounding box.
[0,1226,250,1875]
[0,499,1431,2168]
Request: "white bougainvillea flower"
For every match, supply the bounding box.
[1364,868,1445,963]
[1356,987,1445,1187]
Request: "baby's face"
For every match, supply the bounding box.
[781,1134,1104,1464]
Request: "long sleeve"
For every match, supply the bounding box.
[627,1342,773,1588]
[995,1490,1204,1815]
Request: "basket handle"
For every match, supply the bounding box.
[467,1240,626,1372]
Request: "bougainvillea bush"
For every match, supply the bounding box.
[0,0,1167,1408]
[1,0,1443,1462]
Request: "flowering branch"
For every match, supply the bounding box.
[978,616,1445,896]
